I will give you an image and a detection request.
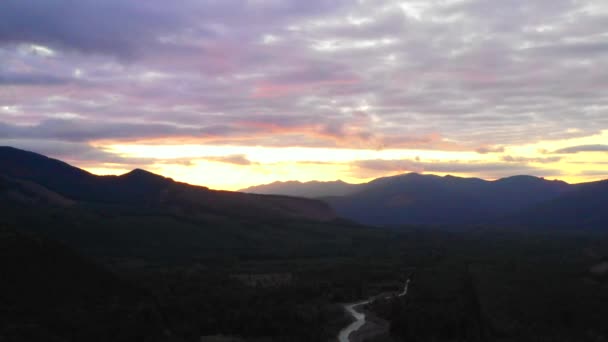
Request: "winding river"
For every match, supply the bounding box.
[338,279,410,342]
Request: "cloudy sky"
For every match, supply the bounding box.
[1,0,607,189]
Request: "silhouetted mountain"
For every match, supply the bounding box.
[0,146,335,222]
[0,147,397,262]
[325,173,573,226]
[510,180,608,229]
[240,180,359,198]
[3,147,607,341]
[0,147,401,341]
[0,146,95,197]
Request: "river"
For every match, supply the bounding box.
[337,279,410,342]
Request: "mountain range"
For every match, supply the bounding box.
[2,146,607,238]
[239,171,608,229]
[0,146,398,341]
[0,146,335,222]
[240,180,357,198]
[0,146,393,262]
[2,146,607,341]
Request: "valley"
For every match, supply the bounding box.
[1,147,607,342]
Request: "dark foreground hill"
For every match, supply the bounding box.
[0,147,410,341]
[0,146,396,263]
[0,226,169,342]
[0,146,336,222]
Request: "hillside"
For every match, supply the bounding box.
[0,174,75,207]
[510,180,608,229]
[0,146,336,222]
[2,146,608,341]
[0,147,410,341]
[0,147,398,263]
[0,226,168,341]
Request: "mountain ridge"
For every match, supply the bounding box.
[0,146,336,222]
[239,171,606,228]
[240,179,358,198]
[1,146,391,264]
[2,146,607,231]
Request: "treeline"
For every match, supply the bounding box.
[372,230,608,342]
[123,257,406,341]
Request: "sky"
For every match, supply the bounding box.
[1,0,607,190]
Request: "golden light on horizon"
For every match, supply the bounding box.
[75,129,608,190]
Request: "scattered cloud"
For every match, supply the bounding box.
[501,155,562,164]
[353,158,561,178]
[0,120,203,142]
[578,170,608,177]
[205,154,253,166]
[553,145,608,154]
[1,0,607,150]
[0,70,74,86]
[476,146,505,154]
[0,139,152,167]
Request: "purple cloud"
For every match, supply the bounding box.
[0,0,607,165]
[476,146,506,154]
[501,155,562,164]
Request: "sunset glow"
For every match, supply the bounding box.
[1,0,607,190]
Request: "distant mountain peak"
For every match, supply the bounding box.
[240,179,357,198]
[0,146,92,181]
[121,168,173,184]
[395,172,424,178]
[123,168,160,177]
[327,171,585,226]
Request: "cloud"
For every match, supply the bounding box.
[578,170,608,177]
[501,155,562,164]
[205,154,253,166]
[0,139,152,166]
[0,0,185,58]
[1,0,608,157]
[553,145,608,154]
[0,116,451,150]
[353,158,561,178]
[476,146,505,154]
[355,159,424,173]
[0,71,73,86]
[0,120,203,142]
[0,0,351,58]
